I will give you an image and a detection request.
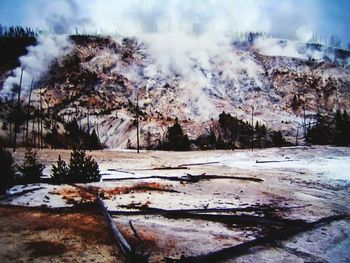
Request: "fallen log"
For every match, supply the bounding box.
[136,162,219,170]
[164,213,304,227]
[166,214,350,263]
[151,166,189,170]
[0,187,44,202]
[109,205,308,216]
[96,195,148,263]
[107,169,136,175]
[182,173,263,183]
[178,161,220,167]
[256,160,297,164]
[129,221,143,243]
[102,174,262,183]
[110,205,306,227]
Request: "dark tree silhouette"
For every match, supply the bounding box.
[18,148,45,183]
[50,149,101,184]
[0,148,16,194]
[164,118,191,151]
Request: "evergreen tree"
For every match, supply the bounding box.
[334,110,350,146]
[165,118,191,151]
[88,129,100,150]
[270,131,286,147]
[67,149,100,183]
[18,148,45,183]
[305,114,333,145]
[0,148,16,194]
[65,118,81,145]
[51,155,68,184]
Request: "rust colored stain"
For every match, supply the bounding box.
[50,187,96,204]
[103,182,175,197]
[0,207,113,245]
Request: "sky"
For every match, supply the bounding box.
[0,0,349,46]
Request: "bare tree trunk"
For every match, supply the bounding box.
[32,118,36,148]
[37,107,40,149]
[136,93,140,154]
[40,88,43,149]
[26,78,34,146]
[13,68,24,152]
[303,106,306,139]
[9,94,14,147]
[251,106,254,151]
[87,106,90,134]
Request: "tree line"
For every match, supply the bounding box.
[0,25,36,38]
[306,110,350,146]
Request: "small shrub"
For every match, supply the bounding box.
[68,149,100,183]
[18,148,45,183]
[0,148,16,194]
[51,155,69,184]
[50,149,100,183]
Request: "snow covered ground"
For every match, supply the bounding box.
[2,146,350,262]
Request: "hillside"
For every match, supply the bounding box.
[0,34,350,149]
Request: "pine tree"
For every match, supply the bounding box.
[165,118,190,151]
[0,148,16,194]
[18,148,45,183]
[67,149,100,183]
[88,129,100,150]
[51,155,68,184]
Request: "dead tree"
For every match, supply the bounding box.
[96,195,148,262]
[25,78,34,146]
[168,214,349,263]
[39,88,43,149]
[136,92,140,153]
[13,68,24,152]
[251,106,254,151]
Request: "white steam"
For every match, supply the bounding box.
[134,32,265,120]
[253,38,306,59]
[2,34,73,95]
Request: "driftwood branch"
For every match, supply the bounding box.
[110,205,309,227]
[0,187,44,202]
[107,169,136,175]
[164,213,304,227]
[129,220,143,243]
[256,160,297,164]
[103,173,262,183]
[96,195,148,263]
[166,214,350,263]
[96,195,132,255]
[109,205,308,216]
[178,161,220,167]
[151,166,189,170]
[133,161,219,171]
